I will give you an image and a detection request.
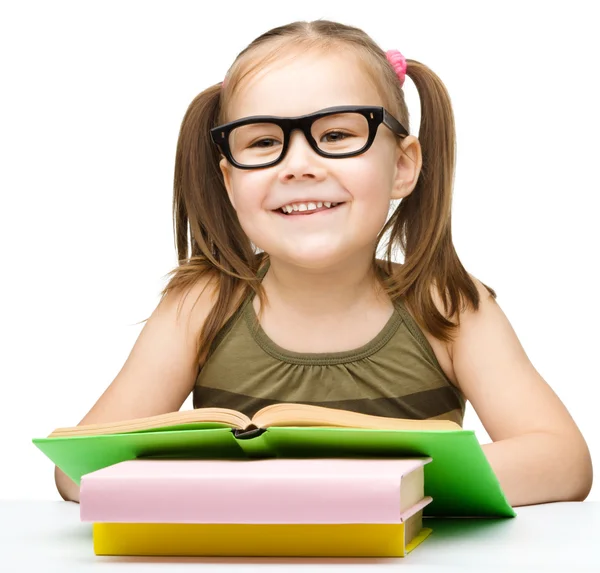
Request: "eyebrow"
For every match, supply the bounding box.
[229,105,376,123]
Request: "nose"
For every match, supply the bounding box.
[277,129,327,182]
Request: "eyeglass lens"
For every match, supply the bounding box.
[228,112,370,166]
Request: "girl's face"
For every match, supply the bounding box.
[219,49,421,269]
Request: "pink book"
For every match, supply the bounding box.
[80,458,432,524]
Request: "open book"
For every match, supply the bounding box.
[48,403,461,438]
[34,403,515,517]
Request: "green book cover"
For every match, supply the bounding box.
[33,424,515,518]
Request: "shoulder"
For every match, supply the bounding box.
[160,274,219,331]
[161,271,247,341]
[446,271,499,361]
[424,271,496,391]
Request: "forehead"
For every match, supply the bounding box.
[228,49,383,120]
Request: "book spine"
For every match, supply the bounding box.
[232,426,266,439]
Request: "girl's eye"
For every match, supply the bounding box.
[321,131,352,143]
[249,138,280,149]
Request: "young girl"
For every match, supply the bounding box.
[55,19,592,505]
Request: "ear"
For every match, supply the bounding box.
[391,135,422,200]
[219,157,236,209]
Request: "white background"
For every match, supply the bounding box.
[1,1,598,501]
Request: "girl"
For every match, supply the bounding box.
[55,20,592,505]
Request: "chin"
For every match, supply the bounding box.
[268,247,354,271]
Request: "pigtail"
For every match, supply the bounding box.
[381,59,497,344]
[158,83,268,367]
[172,83,256,275]
[173,84,222,263]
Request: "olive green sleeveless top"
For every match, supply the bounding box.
[193,262,465,426]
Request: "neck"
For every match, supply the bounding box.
[260,253,388,317]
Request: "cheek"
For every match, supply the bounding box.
[342,157,396,229]
[342,155,396,202]
[228,172,269,212]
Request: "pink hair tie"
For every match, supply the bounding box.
[386,50,407,87]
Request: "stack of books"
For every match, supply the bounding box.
[33,403,516,557]
[79,457,434,557]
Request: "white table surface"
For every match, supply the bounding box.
[2,500,599,572]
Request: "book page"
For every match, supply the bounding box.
[252,403,461,431]
[48,408,252,437]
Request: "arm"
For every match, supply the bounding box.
[55,278,218,503]
[448,277,593,507]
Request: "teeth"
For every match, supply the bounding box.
[279,201,340,214]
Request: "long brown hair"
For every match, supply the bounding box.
[153,19,496,368]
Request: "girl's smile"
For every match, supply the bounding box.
[274,201,345,216]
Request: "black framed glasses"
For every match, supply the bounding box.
[210,105,409,169]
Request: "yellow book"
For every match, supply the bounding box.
[94,518,432,557]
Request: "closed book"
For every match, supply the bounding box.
[92,520,433,557]
[80,457,432,524]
